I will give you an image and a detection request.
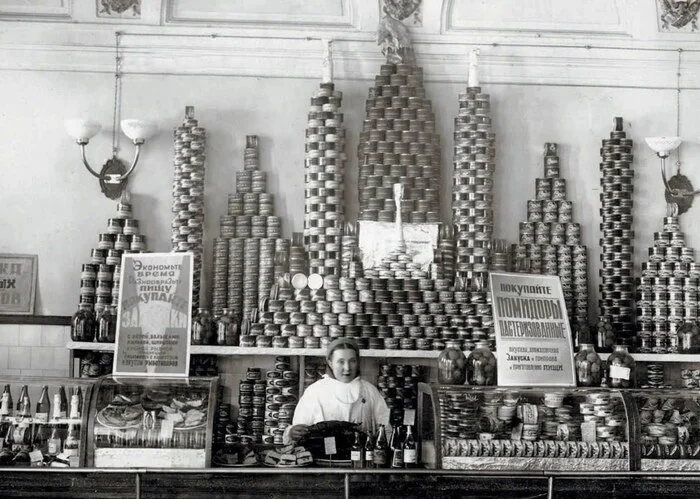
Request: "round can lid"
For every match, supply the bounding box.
[291,273,308,290]
[307,273,324,290]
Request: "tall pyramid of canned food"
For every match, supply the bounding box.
[511,143,588,330]
[356,58,441,225]
[635,210,699,354]
[303,77,347,277]
[598,118,635,342]
[171,106,206,311]
[210,135,287,320]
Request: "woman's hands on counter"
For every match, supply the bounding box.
[289,424,310,441]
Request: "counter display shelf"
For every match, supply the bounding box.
[86,376,219,469]
[418,384,635,471]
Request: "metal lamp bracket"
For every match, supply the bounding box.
[99,157,128,200]
[665,173,695,215]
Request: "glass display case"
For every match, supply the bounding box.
[0,376,95,468]
[86,376,218,468]
[418,383,634,471]
[629,389,700,471]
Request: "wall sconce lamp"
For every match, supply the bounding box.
[65,118,157,199]
[645,136,698,215]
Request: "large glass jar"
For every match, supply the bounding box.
[605,343,636,388]
[679,322,700,354]
[71,304,96,342]
[574,343,602,387]
[437,341,466,385]
[216,308,240,346]
[191,308,212,345]
[596,316,615,353]
[96,306,117,343]
[467,340,497,386]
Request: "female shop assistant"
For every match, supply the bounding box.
[284,337,390,444]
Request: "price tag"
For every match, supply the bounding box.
[29,450,43,464]
[160,419,174,441]
[69,455,80,468]
[323,436,337,455]
[403,409,416,426]
[609,365,631,380]
[581,421,597,443]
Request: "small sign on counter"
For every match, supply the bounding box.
[490,272,576,387]
[114,253,193,377]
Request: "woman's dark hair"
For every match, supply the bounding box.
[326,339,361,378]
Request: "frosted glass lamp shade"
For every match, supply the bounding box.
[65,119,101,142]
[645,136,682,157]
[121,119,157,142]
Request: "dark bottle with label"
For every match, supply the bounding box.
[0,424,13,464]
[58,386,68,419]
[63,423,80,460]
[32,420,49,455]
[373,424,389,468]
[47,424,62,457]
[71,304,96,342]
[74,387,83,417]
[35,386,50,423]
[403,425,418,468]
[96,306,117,343]
[351,431,364,469]
[16,385,27,412]
[18,386,31,418]
[390,425,404,469]
[364,432,375,469]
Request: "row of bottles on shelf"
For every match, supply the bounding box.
[350,424,419,469]
[0,385,83,467]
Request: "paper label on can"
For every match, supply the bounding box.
[581,422,597,443]
[609,365,631,380]
[324,436,337,455]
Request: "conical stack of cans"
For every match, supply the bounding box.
[171,106,206,311]
[635,212,699,353]
[79,197,148,316]
[451,85,496,284]
[303,81,347,277]
[210,135,288,320]
[599,118,635,340]
[510,143,588,328]
[357,61,441,224]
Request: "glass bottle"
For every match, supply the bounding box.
[47,424,62,457]
[437,341,467,385]
[16,385,28,412]
[403,425,418,468]
[73,387,83,418]
[364,432,375,469]
[96,306,117,343]
[0,384,12,417]
[191,308,211,345]
[0,424,13,464]
[32,419,49,455]
[58,386,68,418]
[574,343,603,387]
[373,424,389,468]
[18,386,31,418]
[679,322,700,354]
[216,308,240,346]
[63,423,80,458]
[35,386,50,423]
[351,431,364,469]
[605,342,636,388]
[467,340,497,386]
[389,425,404,469]
[596,316,614,353]
[71,304,96,342]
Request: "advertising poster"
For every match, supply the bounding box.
[0,254,37,315]
[114,253,193,377]
[490,272,576,387]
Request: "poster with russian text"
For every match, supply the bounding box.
[114,253,193,377]
[490,272,576,387]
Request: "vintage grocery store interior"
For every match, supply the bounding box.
[3,0,700,497]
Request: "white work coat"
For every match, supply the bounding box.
[283,375,391,444]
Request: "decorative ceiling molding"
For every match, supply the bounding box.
[0,0,71,19]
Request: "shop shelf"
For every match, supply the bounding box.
[66,341,115,352]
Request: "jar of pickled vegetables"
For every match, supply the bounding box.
[437,341,466,385]
[574,343,602,387]
[605,342,635,388]
[467,341,497,386]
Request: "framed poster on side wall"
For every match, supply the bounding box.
[113,252,193,377]
[0,254,38,315]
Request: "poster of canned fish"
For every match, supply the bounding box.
[114,253,193,377]
[0,254,37,315]
[490,272,576,387]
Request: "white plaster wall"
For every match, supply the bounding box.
[0,68,695,319]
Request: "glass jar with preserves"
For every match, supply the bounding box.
[191,308,212,345]
[96,306,117,343]
[679,322,700,354]
[71,304,96,342]
[216,308,240,346]
[605,342,636,388]
[437,340,466,385]
[574,343,602,387]
[467,340,497,386]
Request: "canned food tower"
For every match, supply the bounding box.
[635,207,698,354]
[303,40,347,278]
[78,191,148,318]
[452,49,496,285]
[171,106,206,311]
[511,143,589,329]
[598,118,635,340]
[376,364,426,426]
[263,357,298,446]
[211,135,286,320]
[357,55,441,224]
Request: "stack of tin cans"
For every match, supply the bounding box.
[340,223,361,278]
[451,84,496,284]
[171,106,206,311]
[263,357,299,446]
[510,143,588,327]
[635,211,699,353]
[303,80,347,277]
[211,135,288,320]
[599,118,635,340]
[357,61,441,224]
[79,194,147,316]
[237,367,265,442]
[377,364,425,426]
